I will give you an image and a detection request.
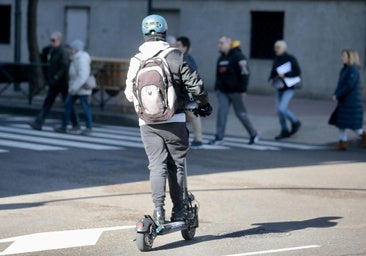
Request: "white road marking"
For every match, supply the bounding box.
[2,119,327,151]
[10,124,143,148]
[224,245,321,256]
[0,138,65,151]
[202,134,325,150]
[0,225,135,255]
[0,148,9,153]
[0,130,121,150]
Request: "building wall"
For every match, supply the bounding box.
[1,0,365,99]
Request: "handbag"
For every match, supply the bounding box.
[83,75,97,89]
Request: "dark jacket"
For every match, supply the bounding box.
[48,44,70,86]
[215,47,250,93]
[330,65,364,130]
[183,53,198,71]
[269,52,301,91]
[125,41,208,115]
[166,49,208,111]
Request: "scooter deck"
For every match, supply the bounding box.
[141,215,187,235]
[156,220,186,235]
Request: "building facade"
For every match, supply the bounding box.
[0,0,365,98]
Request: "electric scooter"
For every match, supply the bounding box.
[135,103,200,252]
[135,158,199,251]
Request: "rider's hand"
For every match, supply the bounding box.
[194,103,212,117]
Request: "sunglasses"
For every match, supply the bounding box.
[50,38,56,43]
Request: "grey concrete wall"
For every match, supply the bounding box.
[1,0,365,99]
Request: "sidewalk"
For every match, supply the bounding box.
[0,89,364,146]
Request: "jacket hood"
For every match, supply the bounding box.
[139,41,170,59]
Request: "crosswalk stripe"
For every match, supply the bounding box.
[0,148,9,153]
[0,138,66,151]
[0,117,327,151]
[9,125,143,149]
[200,135,280,151]
[0,129,121,150]
[99,124,324,150]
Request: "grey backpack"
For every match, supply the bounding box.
[133,48,177,123]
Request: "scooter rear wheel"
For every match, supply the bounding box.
[181,227,196,240]
[136,228,154,251]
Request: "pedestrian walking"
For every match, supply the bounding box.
[269,40,302,140]
[124,15,212,225]
[28,32,79,131]
[177,36,203,148]
[329,49,366,150]
[54,40,93,135]
[210,36,259,145]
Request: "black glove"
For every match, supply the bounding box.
[194,103,212,117]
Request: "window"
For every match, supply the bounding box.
[0,5,11,44]
[250,11,284,59]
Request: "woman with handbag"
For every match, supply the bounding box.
[329,49,366,150]
[54,40,94,135]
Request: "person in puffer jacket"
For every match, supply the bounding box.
[124,14,212,226]
[329,49,366,150]
[54,40,93,135]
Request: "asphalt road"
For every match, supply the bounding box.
[0,116,365,256]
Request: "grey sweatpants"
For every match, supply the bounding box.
[215,90,257,140]
[140,122,189,209]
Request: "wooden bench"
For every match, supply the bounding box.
[91,57,130,110]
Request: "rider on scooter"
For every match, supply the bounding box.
[124,14,212,225]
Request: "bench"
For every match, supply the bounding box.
[91,57,130,110]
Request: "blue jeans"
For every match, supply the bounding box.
[63,95,92,129]
[276,89,298,132]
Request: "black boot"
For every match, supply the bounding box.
[275,130,290,140]
[153,206,165,226]
[171,206,188,222]
[27,121,42,131]
[291,121,301,135]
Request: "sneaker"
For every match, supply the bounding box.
[191,140,203,148]
[291,121,301,135]
[208,139,223,145]
[54,126,67,133]
[275,130,290,140]
[153,207,165,226]
[81,128,92,136]
[171,207,188,222]
[27,121,42,131]
[69,126,81,134]
[248,133,259,145]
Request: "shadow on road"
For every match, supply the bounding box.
[1,185,364,211]
[1,144,365,198]
[155,216,342,251]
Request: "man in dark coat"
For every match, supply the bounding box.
[210,36,259,145]
[28,32,79,131]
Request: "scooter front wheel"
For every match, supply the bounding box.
[181,227,196,240]
[136,229,154,251]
